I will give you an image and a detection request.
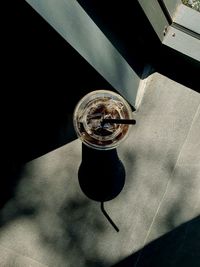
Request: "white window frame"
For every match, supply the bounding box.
[138,0,200,62]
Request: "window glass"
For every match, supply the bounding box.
[182,0,200,12]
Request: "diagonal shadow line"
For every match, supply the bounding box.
[134,102,200,267]
[25,0,141,106]
[112,215,200,267]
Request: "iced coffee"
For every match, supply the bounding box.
[73,90,133,150]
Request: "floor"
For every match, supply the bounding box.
[0,72,200,267]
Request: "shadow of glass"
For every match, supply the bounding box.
[78,144,126,202]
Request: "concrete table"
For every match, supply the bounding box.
[0,73,200,267]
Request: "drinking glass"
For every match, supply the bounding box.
[73,90,133,150]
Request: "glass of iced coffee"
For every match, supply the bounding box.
[73,90,134,150]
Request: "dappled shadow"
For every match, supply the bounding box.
[1,107,199,266]
[114,143,200,266]
[0,143,109,267]
[1,1,199,266]
[0,103,199,266]
[114,97,200,266]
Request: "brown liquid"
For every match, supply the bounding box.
[77,97,129,148]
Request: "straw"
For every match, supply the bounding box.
[101,202,119,232]
[101,118,136,126]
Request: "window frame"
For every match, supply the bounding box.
[25,0,141,106]
[138,0,200,62]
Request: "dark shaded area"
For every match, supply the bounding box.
[0,163,23,211]
[155,45,200,92]
[112,216,200,267]
[78,144,125,202]
[2,0,115,208]
[77,0,161,78]
[3,0,115,164]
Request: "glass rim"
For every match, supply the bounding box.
[73,89,133,150]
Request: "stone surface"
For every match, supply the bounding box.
[0,72,199,267]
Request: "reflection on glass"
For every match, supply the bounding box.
[73,90,133,150]
[182,0,200,12]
